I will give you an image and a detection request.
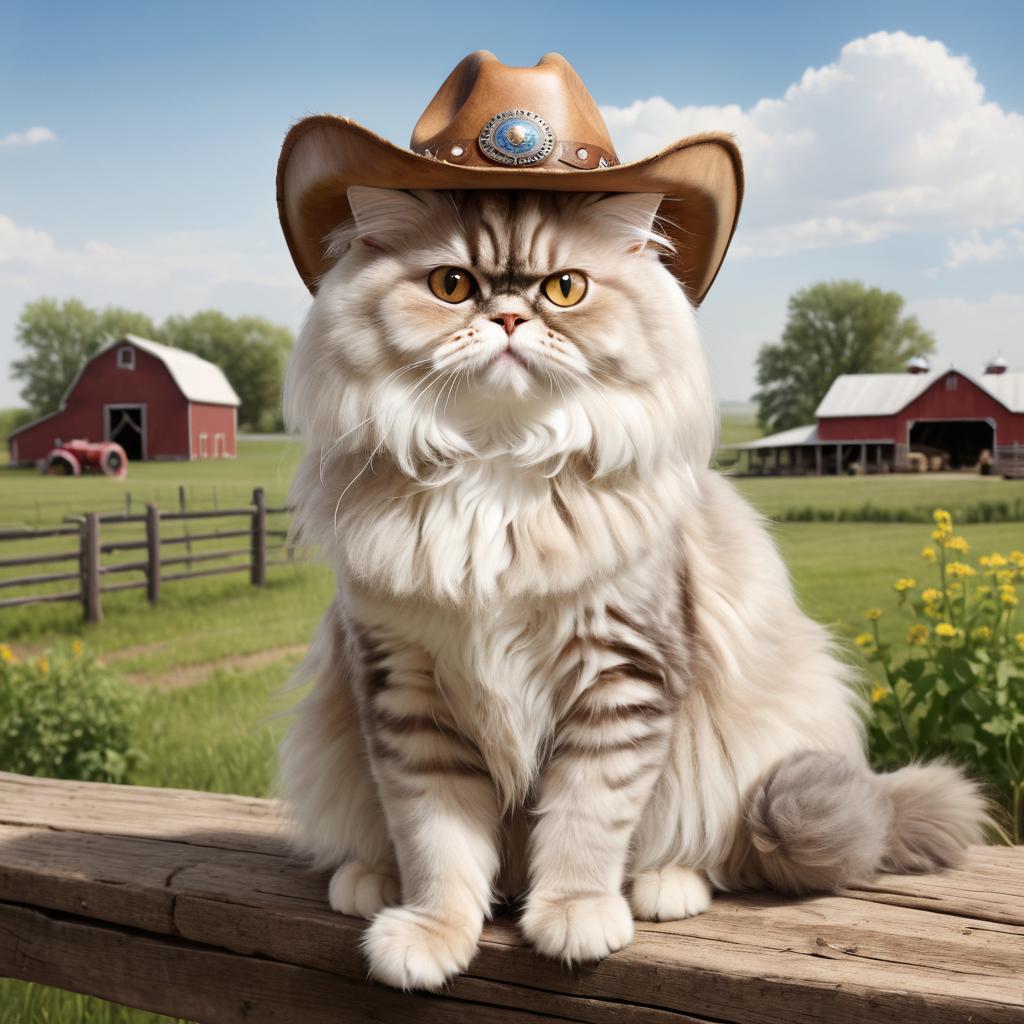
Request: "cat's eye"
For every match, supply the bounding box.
[542,270,587,308]
[428,266,477,304]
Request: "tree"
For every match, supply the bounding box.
[11,299,156,415]
[156,311,292,432]
[754,281,936,434]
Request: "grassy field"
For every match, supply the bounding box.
[2,419,1023,1022]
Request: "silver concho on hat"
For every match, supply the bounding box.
[478,109,555,166]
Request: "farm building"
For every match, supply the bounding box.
[8,335,240,466]
[728,359,1024,478]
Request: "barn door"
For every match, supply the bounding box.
[106,405,145,461]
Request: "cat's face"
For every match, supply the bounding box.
[287,188,715,477]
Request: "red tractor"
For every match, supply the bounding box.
[43,439,128,478]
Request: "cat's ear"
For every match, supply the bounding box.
[584,193,670,256]
[343,187,432,252]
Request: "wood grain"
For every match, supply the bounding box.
[0,772,1021,1024]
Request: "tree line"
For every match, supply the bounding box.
[10,298,294,433]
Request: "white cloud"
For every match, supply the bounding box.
[0,126,57,148]
[601,31,1024,259]
[0,213,310,406]
[942,228,1024,269]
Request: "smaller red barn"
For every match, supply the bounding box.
[8,335,241,466]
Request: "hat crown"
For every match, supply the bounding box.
[411,51,619,170]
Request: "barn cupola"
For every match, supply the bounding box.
[906,356,931,374]
[984,355,1008,375]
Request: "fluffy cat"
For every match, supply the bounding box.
[279,187,986,991]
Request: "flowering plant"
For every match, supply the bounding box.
[0,642,144,783]
[859,510,1024,842]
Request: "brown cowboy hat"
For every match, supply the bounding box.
[277,51,743,304]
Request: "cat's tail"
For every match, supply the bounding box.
[743,751,988,895]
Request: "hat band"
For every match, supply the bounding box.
[413,138,618,171]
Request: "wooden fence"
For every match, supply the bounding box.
[1,772,1021,1023]
[0,487,291,623]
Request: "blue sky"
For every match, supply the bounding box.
[2,0,1022,406]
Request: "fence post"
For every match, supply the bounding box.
[146,503,161,606]
[251,487,266,586]
[179,485,192,570]
[82,513,102,623]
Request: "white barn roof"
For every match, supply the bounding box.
[816,368,1024,418]
[112,335,241,406]
[723,423,819,451]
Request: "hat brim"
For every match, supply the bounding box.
[277,116,743,305]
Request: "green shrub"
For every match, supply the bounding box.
[856,510,1024,842]
[0,642,144,783]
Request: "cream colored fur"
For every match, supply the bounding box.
[278,188,985,991]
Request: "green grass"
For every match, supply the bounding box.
[736,474,1024,520]
[0,438,303,528]
[774,520,1023,635]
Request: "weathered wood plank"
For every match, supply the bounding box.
[0,904,606,1024]
[0,772,1022,1024]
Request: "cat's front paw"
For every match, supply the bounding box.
[520,892,634,964]
[630,865,711,921]
[362,906,480,990]
[328,861,399,919]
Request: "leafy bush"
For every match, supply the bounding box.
[0,642,144,783]
[781,498,1024,524]
[856,510,1024,842]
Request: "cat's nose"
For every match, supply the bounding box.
[491,313,529,336]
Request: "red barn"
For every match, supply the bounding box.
[728,360,1024,478]
[8,335,241,466]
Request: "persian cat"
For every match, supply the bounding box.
[279,187,985,990]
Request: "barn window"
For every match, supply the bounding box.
[117,346,135,370]
[946,374,958,391]
[198,433,209,458]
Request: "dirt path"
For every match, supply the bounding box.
[6,639,308,690]
[122,644,308,689]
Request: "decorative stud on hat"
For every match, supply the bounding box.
[277,51,744,304]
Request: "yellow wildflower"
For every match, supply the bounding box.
[944,535,969,554]
[1010,550,1024,568]
[893,578,917,593]
[971,625,992,641]
[923,604,942,619]
[996,569,1016,586]
[946,561,976,579]
[907,624,929,646]
[935,622,958,639]
[71,639,84,657]
[38,655,49,674]
[866,608,883,621]
[975,585,992,598]
[980,553,1008,569]
[0,643,14,664]
[933,508,952,526]
[854,633,873,647]
[1000,589,1019,607]
[871,685,888,703]
[921,588,943,604]
[921,547,937,563]
[1016,633,1024,651]
[947,581,964,597]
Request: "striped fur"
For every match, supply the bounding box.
[278,189,987,991]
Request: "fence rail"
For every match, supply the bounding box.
[0,487,292,622]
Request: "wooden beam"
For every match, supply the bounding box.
[0,773,1021,1024]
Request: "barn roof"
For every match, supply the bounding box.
[722,423,819,450]
[101,335,241,407]
[816,368,1024,418]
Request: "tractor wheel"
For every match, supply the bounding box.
[98,442,128,478]
[44,450,81,476]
